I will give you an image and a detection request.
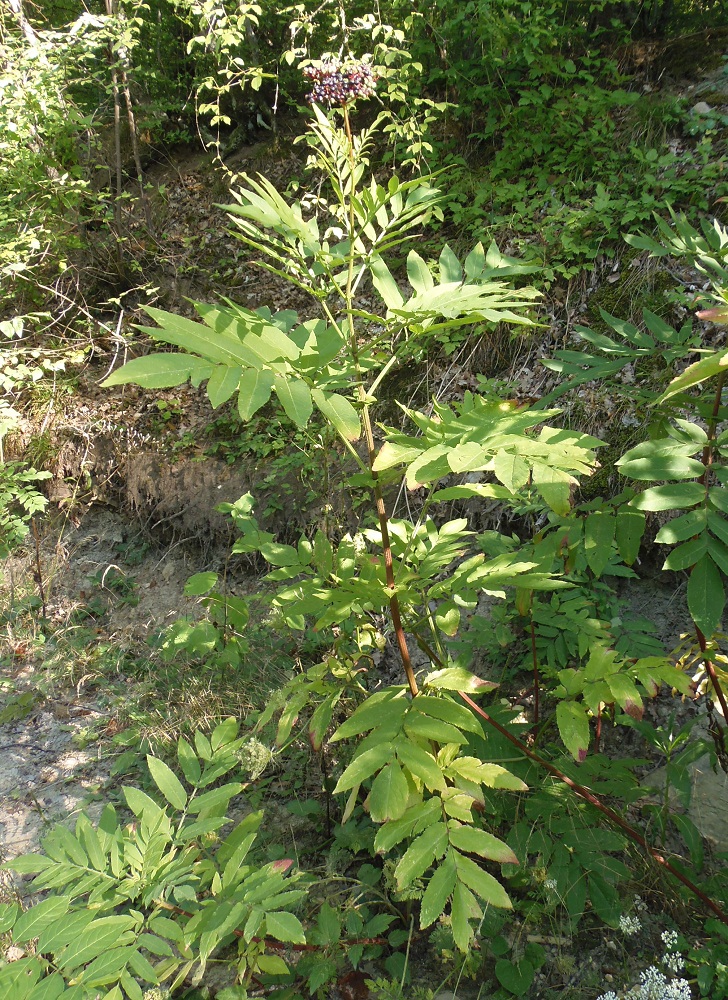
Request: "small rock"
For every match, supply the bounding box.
[691,102,712,115]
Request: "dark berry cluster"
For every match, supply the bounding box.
[303,60,378,106]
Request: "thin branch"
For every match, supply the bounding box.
[458,691,728,927]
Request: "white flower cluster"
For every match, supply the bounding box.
[661,930,685,974]
[596,945,692,1000]
[237,737,273,780]
[619,914,642,936]
[630,965,691,1000]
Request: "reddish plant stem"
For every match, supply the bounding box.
[341,105,418,698]
[458,691,728,926]
[529,607,539,727]
[695,626,728,741]
[694,371,728,724]
[594,711,602,755]
[31,518,47,619]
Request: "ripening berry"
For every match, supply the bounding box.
[303,59,378,106]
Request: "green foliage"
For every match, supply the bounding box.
[14,33,728,993]
[555,644,692,760]
[689,920,728,999]
[395,0,726,277]
[100,107,600,953]
[0,721,307,999]
[506,756,641,931]
[0,461,51,560]
[0,7,109,292]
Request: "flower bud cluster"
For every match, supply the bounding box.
[303,60,377,106]
[237,737,273,780]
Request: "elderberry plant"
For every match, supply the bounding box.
[97,64,607,960]
[7,63,712,1000]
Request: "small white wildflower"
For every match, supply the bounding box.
[664,979,691,1000]
[663,952,685,974]
[638,966,668,999]
[543,878,557,891]
[632,966,692,1000]
[661,929,679,951]
[619,914,642,936]
[597,993,619,1000]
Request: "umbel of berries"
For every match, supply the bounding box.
[303,59,378,107]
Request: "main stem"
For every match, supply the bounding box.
[459,691,728,927]
[342,107,418,698]
[695,371,728,727]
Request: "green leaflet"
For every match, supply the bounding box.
[396,741,446,792]
[659,349,728,402]
[583,512,615,577]
[531,462,572,515]
[410,695,484,736]
[618,439,705,481]
[101,353,213,389]
[0,902,20,933]
[370,255,404,310]
[496,958,535,996]
[494,450,530,492]
[445,756,527,792]
[447,824,518,864]
[311,387,361,441]
[13,897,72,944]
[329,691,409,744]
[237,367,274,421]
[57,917,138,974]
[273,375,313,428]
[394,821,448,890]
[708,536,728,575]
[407,249,434,294]
[333,742,395,794]
[439,244,463,284]
[420,851,457,928]
[74,945,137,986]
[26,971,67,999]
[451,881,478,951]
[606,674,643,721]
[630,483,705,511]
[404,711,468,745]
[184,572,218,596]
[369,761,409,822]
[655,508,708,544]
[556,701,590,762]
[453,850,512,909]
[265,910,306,945]
[615,510,645,565]
[207,364,242,407]
[374,798,441,854]
[663,535,708,571]
[147,755,187,811]
[423,667,498,693]
[141,307,249,365]
[688,554,725,636]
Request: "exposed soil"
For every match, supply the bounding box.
[3,52,728,999]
